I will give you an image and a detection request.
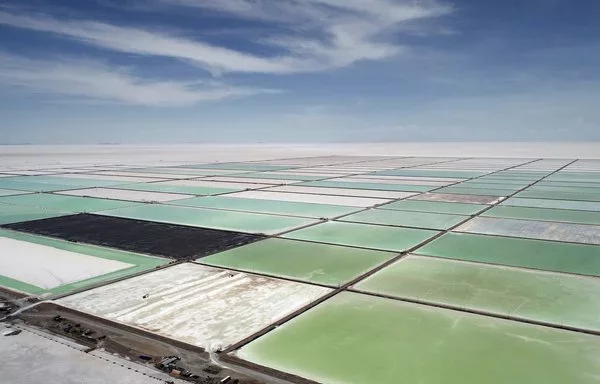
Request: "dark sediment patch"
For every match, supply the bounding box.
[3,213,265,260]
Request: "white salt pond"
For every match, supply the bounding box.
[58,263,330,350]
[0,237,133,290]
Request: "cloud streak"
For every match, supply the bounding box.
[0,1,452,75]
[0,54,276,106]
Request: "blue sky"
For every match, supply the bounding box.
[1,0,599,143]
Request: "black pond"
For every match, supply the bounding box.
[3,213,265,260]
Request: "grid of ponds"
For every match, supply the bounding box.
[2,156,600,383]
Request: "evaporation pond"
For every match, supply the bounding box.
[237,292,600,384]
[340,209,467,230]
[355,255,600,332]
[58,263,329,349]
[415,232,600,276]
[283,221,438,252]
[201,238,396,286]
[379,200,487,215]
[5,214,264,260]
[99,204,318,235]
[0,229,167,296]
[171,196,360,218]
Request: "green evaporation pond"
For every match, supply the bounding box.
[0,193,136,213]
[547,176,600,183]
[134,167,236,176]
[201,238,395,286]
[300,180,433,192]
[0,179,79,192]
[547,172,600,182]
[0,189,29,197]
[171,196,360,218]
[435,186,511,197]
[416,232,600,277]
[456,182,527,190]
[374,169,486,178]
[528,185,600,193]
[484,205,600,225]
[0,203,67,225]
[481,173,543,179]
[229,173,324,181]
[0,229,168,296]
[282,221,438,252]
[356,255,600,332]
[474,177,536,183]
[486,172,542,177]
[182,163,292,171]
[117,182,238,195]
[101,204,317,235]
[495,171,548,176]
[237,292,600,384]
[539,181,600,188]
[379,200,487,215]
[341,209,467,230]
[502,197,600,212]
[516,189,600,202]
[474,178,538,185]
[6,175,124,188]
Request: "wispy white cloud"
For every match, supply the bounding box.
[0,0,452,75]
[173,0,451,25]
[161,0,453,70]
[0,54,277,106]
[0,11,291,74]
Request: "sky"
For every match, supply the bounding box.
[1,0,599,143]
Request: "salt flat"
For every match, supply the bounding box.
[2,142,600,168]
[0,324,184,384]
